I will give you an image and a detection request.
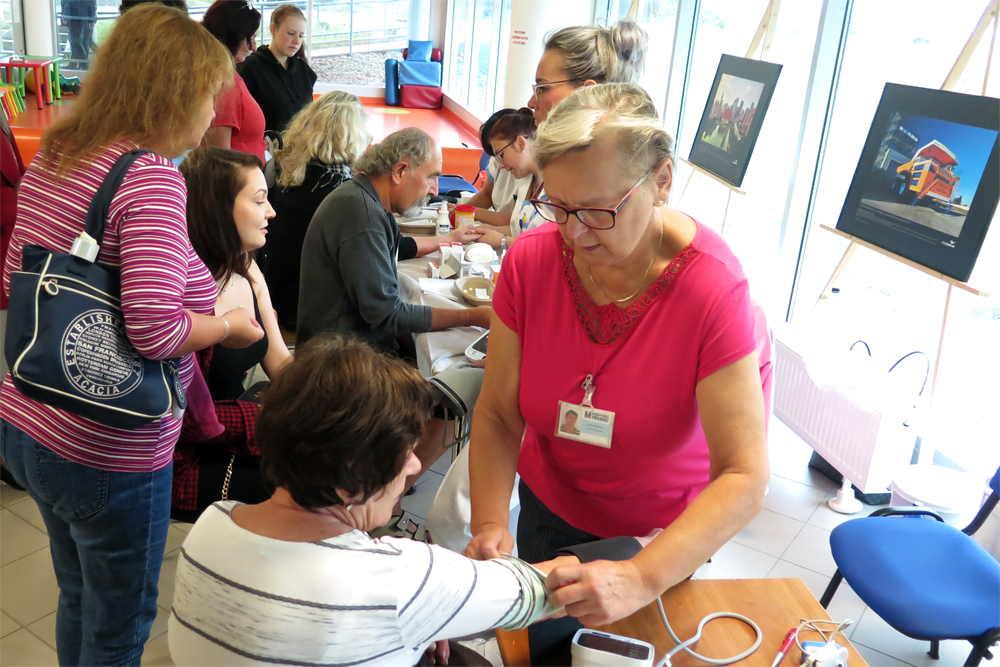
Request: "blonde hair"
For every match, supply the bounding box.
[275,92,372,188]
[42,4,232,174]
[271,3,306,29]
[544,20,648,85]
[534,83,674,177]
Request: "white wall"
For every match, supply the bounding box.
[503,0,597,109]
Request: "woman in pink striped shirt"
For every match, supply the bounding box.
[0,6,263,665]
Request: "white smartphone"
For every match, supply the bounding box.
[464,331,489,365]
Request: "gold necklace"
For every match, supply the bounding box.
[587,223,664,304]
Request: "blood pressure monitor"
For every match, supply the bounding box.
[571,629,655,667]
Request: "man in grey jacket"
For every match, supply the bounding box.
[297,128,491,504]
[298,127,491,351]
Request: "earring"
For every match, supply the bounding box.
[655,199,665,206]
[345,504,354,512]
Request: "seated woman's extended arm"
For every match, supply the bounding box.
[546,352,769,626]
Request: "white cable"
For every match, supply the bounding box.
[654,597,762,667]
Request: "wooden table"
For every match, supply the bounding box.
[0,57,53,110]
[499,579,868,666]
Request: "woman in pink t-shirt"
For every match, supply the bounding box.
[202,0,267,163]
[465,84,772,626]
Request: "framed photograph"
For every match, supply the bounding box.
[688,55,782,187]
[835,83,1000,283]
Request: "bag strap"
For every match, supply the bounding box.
[83,149,152,247]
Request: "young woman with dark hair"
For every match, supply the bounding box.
[461,108,521,229]
[240,4,317,134]
[473,108,547,251]
[202,0,267,162]
[171,146,292,522]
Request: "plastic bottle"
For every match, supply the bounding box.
[436,207,451,236]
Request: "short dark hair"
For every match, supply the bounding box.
[202,0,261,57]
[566,410,578,419]
[257,335,434,511]
[179,146,263,285]
[489,107,537,145]
[480,108,516,156]
[120,0,188,13]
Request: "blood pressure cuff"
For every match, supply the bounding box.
[554,536,643,564]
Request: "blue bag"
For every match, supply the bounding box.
[4,149,187,429]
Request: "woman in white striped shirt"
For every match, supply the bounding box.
[168,335,643,666]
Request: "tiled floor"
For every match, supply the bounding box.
[0,420,980,666]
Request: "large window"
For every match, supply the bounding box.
[445,0,510,118]
[604,0,678,116]
[309,0,410,86]
[789,0,1000,475]
[1,0,17,53]
[671,0,824,317]
[51,0,412,86]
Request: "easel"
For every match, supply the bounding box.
[673,0,781,235]
[814,0,998,466]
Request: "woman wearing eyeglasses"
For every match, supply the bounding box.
[528,20,648,125]
[472,108,547,252]
[464,85,772,631]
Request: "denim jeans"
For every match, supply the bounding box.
[1,419,172,666]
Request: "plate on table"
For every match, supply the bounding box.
[465,243,497,264]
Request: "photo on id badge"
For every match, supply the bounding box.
[556,401,614,448]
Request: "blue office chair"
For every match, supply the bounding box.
[438,174,477,197]
[437,152,490,197]
[820,468,1000,666]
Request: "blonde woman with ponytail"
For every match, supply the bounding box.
[465,84,772,630]
[264,92,372,330]
[528,19,648,124]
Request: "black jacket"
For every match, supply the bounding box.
[238,46,317,134]
[264,162,352,330]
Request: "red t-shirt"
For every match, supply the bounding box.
[212,71,266,163]
[493,222,769,538]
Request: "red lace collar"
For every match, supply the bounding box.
[559,237,698,345]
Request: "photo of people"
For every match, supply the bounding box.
[857,112,998,239]
[560,410,581,436]
[688,55,782,187]
[699,74,764,155]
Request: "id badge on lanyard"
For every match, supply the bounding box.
[555,373,615,449]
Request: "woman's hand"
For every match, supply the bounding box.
[446,225,485,245]
[423,640,450,665]
[219,307,264,349]
[463,522,514,560]
[545,559,658,626]
[473,228,504,249]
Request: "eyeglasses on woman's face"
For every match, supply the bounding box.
[493,138,518,162]
[530,170,652,231]
[530,78,581,97]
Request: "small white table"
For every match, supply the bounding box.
[397,248,482,378]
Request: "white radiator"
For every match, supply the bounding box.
[773,338,915,494]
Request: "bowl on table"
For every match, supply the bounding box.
[455,276,495,306]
